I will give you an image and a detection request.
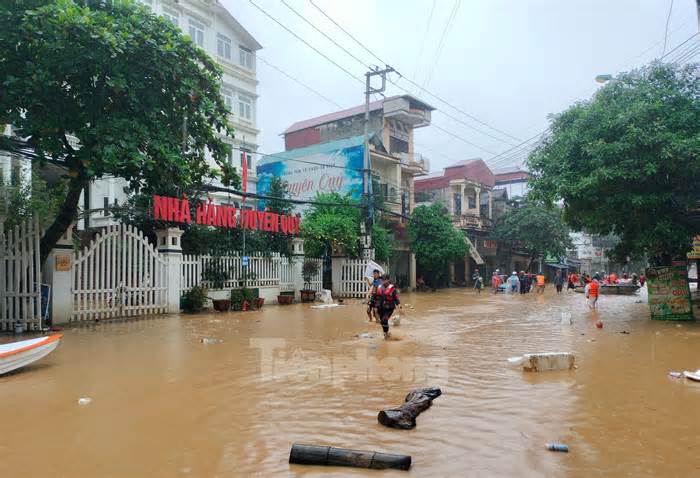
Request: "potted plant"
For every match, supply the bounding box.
[230,288,244,311]
[277,290,295,305]
[249,288,265,310]
[240,287,255,311]
[300,259,319,303]
[182,285,208,313]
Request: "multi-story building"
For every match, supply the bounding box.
[85,0,261,228]
[494,166,529,199]
[257,94,435,288]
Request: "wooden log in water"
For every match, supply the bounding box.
[289,443,411,471]
[377,387,442,430]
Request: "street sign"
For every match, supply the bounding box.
[242,256,249,267]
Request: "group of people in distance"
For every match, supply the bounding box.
[488,270,547,294]
[366,270,401,340]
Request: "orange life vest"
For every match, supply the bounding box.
[588,281,599,297]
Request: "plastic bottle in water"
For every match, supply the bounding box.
[546,443,569,452]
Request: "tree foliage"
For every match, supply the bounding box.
[300,192,390,262]
[527,63,700,264]
[1,166,66,232]
[407,203,470,285]
[0,0,238,263]
[262,177,295,257]
[491,201,573,271]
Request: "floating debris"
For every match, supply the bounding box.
[545,443,569,452]
[199,337,221,345]
[78,397,92,406]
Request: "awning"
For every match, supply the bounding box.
[545,263,569,269]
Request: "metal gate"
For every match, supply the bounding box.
[71,223,167,321]
[0,219,42,331]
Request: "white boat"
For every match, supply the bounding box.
[683,370,700,382]
[0,334,62,375]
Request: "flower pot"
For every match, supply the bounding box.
[241,300,249,311]
[277,295,294,305]
[253,298,265,310]
[300,290,316,303]
[212,299,231,312]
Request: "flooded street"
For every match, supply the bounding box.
[2,288,699,477]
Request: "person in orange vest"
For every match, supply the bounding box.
[536,272,545,294]
[586,277,600,309]
[567,271,578,292]
[376,274,401,339]
[609,272,618,284]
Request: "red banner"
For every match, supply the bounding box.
[152,195,300,234]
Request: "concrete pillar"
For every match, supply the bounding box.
[474,187,481,216]
[155,227,184,314]
[409,253,417,290]
[45,223,75,325]
[449,262,455,284]
[291,238,305,301]
[488,190,493,219]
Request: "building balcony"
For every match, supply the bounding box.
[383,97,432,128]
[452,213,492,231]
[397,152,430,174]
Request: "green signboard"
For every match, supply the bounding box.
[647,262,693,321]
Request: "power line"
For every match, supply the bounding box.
[661,32,700,60]
[229,145,364,173]
[412,0,437,86]
[280,0,370,69]
[430,123,497,155]
[661,0,675,57]
[306,0,521,144]
[308,0,387,66]
[420,0,461,90]
[248,0,365,87]
[256,55,343,108]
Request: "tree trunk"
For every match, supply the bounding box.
[289,444,411,471]
[377,387,442,429]
[39,178,86,265]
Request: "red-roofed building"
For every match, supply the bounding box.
[494,166,530,198]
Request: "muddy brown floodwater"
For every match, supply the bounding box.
[1,288,700,477]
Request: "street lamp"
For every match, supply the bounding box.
[595,74,613,84]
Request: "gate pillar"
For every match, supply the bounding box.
[45,223,75,325]
[155,227,183,314]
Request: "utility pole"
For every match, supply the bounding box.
[362,65,394,260]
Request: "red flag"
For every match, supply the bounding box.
[241,151,248,202]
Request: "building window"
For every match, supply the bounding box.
[390,136,409,154]
[103,197,110,216]
[188,19,205,47]
[239,46,254,69]
[468,193,477,209]
[221,87,234,111]
[226,148,235,165]
[238,94,252,120]
[453,192,462,216]
[217,33,232,60]
[162,6,179,26]
[240,149,253,170]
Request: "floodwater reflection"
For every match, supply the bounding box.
[1,287,699,477]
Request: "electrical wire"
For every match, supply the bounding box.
[661,0,675,57]
[420,0,461,91]
[256,55,343,108]
[280,0,370,69]
[248,0,365,86]
[412,0,437,86]
[306,0,522,144]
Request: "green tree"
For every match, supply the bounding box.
[0,0,238,263]
[262,177,295,257]
[1,166,66,232]
[527,63,700,265]
[301,192,361,258]
[491,201,573,272]
[300,192,391,262]
[407,203,470,286]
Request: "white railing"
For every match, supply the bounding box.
[0,219,42,331]
[337,258,369,298]
[305,258,323,292]
[71,224,168,321]
[280,257,296,292]
[181,253,282,291]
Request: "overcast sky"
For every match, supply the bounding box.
[220,0,699,173]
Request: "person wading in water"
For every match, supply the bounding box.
[377,274,400,339]
[366,269,381,322]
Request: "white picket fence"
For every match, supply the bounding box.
[336,258,370,298]
[0,219,42,331]
[181,253,282,292]
[71,224,168,321]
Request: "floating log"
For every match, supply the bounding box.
[289,443,411,471]
[377,387,442,430]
